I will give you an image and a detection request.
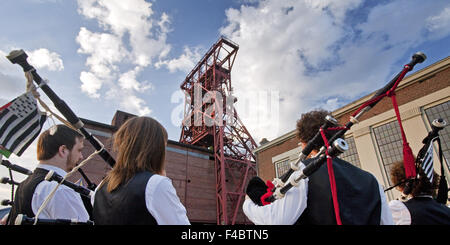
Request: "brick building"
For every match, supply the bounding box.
[66,110,249,224]
[254,56,450,202]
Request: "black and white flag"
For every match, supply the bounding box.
[420,138,436,184]
[0,92,47,157]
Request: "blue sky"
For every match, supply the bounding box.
[1,0,450,200]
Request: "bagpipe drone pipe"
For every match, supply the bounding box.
[6,49,116,190]
[14,214,94,225]
[246,52,427,211]
[45,170,94,219]
[0,159,32,209]
[385,118,448,203]
[44,170,94,200]
[0,159,94,199]
[248,138,349,206]
[0,159,94,218]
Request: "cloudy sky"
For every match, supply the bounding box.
[1,0,450,201]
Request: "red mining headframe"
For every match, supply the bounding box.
[179,37,257,225]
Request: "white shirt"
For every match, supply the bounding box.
[92,174,190,225]
[243,163,394,225]
[32,164,90,222]
[388,200,411,225]
[145,175,190,225]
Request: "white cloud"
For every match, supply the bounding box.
[28,48,64,71]
[155,46,203,73]
[76,0,173,116]
[425,6,450,40]
[77,0,171,67]
[79,71,102,98]
[118,67,153,92]
[76,27,128,75]
[0,50,23,100]
[120,94,152,116]
[324,98,341,112]
[220,0,450,141]
[0,48,63,103]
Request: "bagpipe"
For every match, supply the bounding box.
[246,52,427,224]
[1,160,32,175]
[0,49,119,225]
[0,159,32,209]
[45,170,94,199]
[0,159,94,200]
[6,49,117,187]
[14,214,94,225]
[0,159,94,214]
[385,118,448,203]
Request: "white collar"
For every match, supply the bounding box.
[414,195,433,199]
[36,163,68,177]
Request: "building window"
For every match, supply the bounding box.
[424,100,450,172]
[373,120,403,186]
[275,159,290,178]
[340,136,361,168]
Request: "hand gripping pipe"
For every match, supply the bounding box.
[272,115,338,190]
[264,138,349,204]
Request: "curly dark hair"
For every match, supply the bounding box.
[389,160,440,197]
[296,109,334,151]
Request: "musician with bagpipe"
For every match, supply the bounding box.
[3,49,113,225]
[5,49,189,225]
[387,119,450,225]
[243,52,427,225]
[7,124,90,225]
[243,110,393,225]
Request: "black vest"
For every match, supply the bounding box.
[404,197,450,225]
[7,168,49,225]
[93,171,157,225]
[296,157,381,225]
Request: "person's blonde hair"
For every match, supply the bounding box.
[104,116,168,192]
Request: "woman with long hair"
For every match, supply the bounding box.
[92,116,190,225]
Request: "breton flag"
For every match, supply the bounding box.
[420,139,436,184]
[0,92,47,157]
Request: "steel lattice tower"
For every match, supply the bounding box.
[179,37,257,225]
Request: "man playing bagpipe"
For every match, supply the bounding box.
[243,109,393,225]
[7,125,90,225]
